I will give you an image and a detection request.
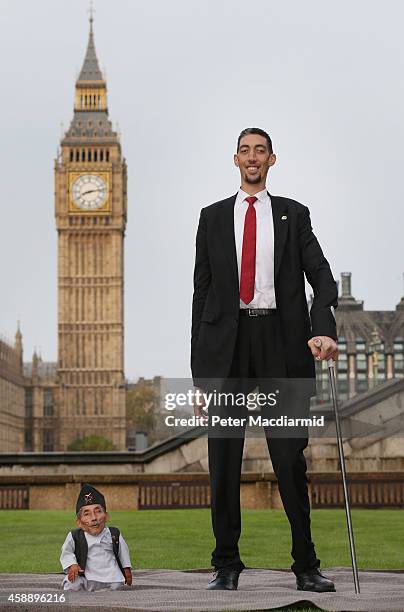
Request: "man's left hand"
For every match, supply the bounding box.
[124,567,133,586]
[308,336,338,361]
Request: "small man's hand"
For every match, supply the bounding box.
[193,387,208,423]
[67,564,82,582]
[308,336,338,361]
[124,567,133,585]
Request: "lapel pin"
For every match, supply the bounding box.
[281,215,287,220]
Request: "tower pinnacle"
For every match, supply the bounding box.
[88,0,95,25]
[62,4,119,142]
[78,2,103,83]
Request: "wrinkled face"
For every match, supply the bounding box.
[76,504,108,535]
[234,134,276,185]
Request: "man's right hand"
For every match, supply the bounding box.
[67,564,82,583]
[193,388,208,423]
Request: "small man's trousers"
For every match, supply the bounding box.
[62,575,124,591]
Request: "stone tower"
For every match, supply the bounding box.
[54,14,127,450]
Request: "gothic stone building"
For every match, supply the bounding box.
[0,17,128,452]
[0,330,25,451]
[54,16,127,449]
[315,272,404,404]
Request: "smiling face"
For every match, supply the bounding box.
[234,133,276,191]
[76,504,108,536]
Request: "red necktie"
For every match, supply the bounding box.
[240,196,257,304]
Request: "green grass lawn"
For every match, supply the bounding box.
[0,508,402,574]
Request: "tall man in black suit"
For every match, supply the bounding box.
[191,128,339,592]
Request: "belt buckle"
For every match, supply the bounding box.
[248,309,259,317]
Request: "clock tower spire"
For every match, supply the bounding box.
[74,8,107,112]
[54,10,127,450]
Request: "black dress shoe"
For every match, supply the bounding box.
[207,568,241,590]
[296,568,336,592]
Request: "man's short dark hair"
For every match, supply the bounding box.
[237,128,273,153]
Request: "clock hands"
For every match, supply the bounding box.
[72,175,107,210]
[81,188,105,196]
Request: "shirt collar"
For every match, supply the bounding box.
[237,188,269,204]
[85,526,108,540]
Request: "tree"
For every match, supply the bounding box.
[67,435,115,451]
[126,381,157,442]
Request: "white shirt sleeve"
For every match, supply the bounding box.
[118,533,132,568]
[60,532,78,572]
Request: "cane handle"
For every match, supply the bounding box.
[313,337,335,367]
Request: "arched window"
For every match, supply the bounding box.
[88,149,92,162]
[100,150,104,161]
[355,337,368,393]
[94,150,98,162]
[76,150,80,162]
[81,150,85,162]
[393,337,404,378]
[106,150,109,162]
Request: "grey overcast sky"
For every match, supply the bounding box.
[1,0,403,380]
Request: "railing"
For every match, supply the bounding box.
[311,475,404,508]
[138,480,210,509]
[1,473,404,510]
[0,486,29,509]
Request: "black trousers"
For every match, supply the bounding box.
[207,312,320,575]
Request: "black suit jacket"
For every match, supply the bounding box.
[191,192,338,390]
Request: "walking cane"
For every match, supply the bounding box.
[314,338,360,594]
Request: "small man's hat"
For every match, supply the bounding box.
[76,483,106,514]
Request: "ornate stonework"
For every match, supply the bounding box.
[0,331,25,451]
[54,17,127,449]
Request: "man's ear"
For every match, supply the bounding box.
[233,153,239,167]
[105,512,110,522]
[268,153,277,167]
[75,517,81,528]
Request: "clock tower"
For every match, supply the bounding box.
[55,14,127,450]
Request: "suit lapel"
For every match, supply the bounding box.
[220,194,239,284]
[269,193,289,281]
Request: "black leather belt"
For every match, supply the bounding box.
[239,308,277,317]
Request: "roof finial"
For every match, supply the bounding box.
[88,0,95,27]
[77,0,103,82]
[15,320,22,346]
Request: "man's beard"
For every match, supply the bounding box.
[244,171,262,184]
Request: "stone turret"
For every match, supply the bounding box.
[14,322,23,371]
[338,272,364,310]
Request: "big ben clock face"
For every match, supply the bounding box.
[70,173,109,211]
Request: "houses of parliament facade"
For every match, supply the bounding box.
[1,19,404,453]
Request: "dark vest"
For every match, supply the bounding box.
[71,526,125,577]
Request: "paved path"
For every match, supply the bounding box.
[1,568,404,611]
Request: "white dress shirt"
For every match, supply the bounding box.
[234,188,276,309]
[60,527,132,583]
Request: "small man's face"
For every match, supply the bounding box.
[234,134,276,185]
[76,504,108,536]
